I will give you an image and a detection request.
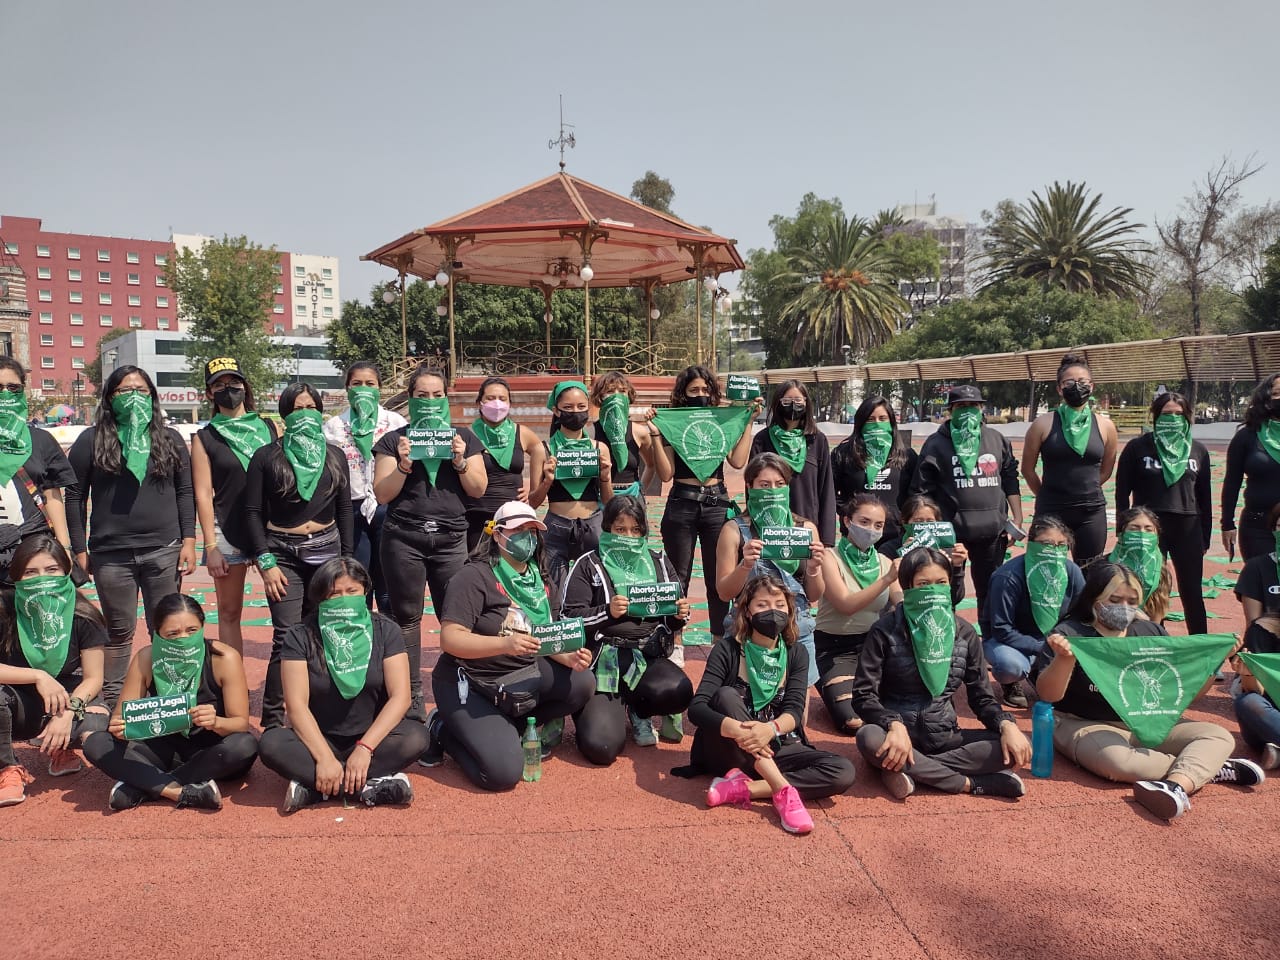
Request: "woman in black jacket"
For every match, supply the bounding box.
[1222,373,1280,561]
[852,547,1031,800]
[832,395,916,556]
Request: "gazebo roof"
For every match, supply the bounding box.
[363,172,743,288]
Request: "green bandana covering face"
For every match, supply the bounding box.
[652,406,754,483]
[1056,403,1093,458]
[209,411,272,471]
[1024,541,1070,635]
[408,396,453,485]
[14,574,76,677]
[1258,419,1280,467]
[767,424,806,474]
[547,431,596,500]
[1239,652,1280,702]
[317,594,373,699]
[0,389,32,487]
[471,416,516,471]
[346,386,380,461]
[836,535,883,589]
[1109,530,1163,603]
[1068,632,1238,747]
[861,421,894,477]
[902,583,955,696]
[111,391,153,484]
[493,555,552,626]
[950,405,983,479]
[598,393,631,473]
[747,486,792,531]
[1152,413,1191,486]
[743,637,788,711]
[151,627,207,698]
[282,408,327,502]
[597,531,656,590]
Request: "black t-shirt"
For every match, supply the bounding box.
[197,419,278,553]
[375,426,482,532]
[0,613,107,689]
[279,612,404,738]
[832,439,917,546]
[1114,433,1212,547]
[0,428,77,552]
[1236,553,1280,617]
[1037,617,1169,723]
[437,558,536,682]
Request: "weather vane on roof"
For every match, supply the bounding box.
[548,94,575,171]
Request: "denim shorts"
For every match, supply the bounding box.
[206,523,252,567]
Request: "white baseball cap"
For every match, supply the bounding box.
[492,501,547,532]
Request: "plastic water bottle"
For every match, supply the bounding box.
[1031,701,1054,778]
[522,717,542,782]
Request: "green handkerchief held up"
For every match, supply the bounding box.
[652,406,753,483]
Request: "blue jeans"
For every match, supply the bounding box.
[983,639,1035,685]
[1234,691,1280,749]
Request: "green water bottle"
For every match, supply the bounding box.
[522,716,542,782]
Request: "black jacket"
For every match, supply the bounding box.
[689,635,810,736]
[558,549,688,655]
[913,423,1019,543]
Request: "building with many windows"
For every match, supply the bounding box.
[893,201,968,309]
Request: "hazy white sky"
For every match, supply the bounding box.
[5,0,1278,299]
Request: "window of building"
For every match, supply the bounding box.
[157,317,170,330]
[36,245,50,258]
[273,263,283,275]
[68,291,83,304]
[127,273,139,285]
[155,340,189,356]
[41,379,55,392]
[273,283,283,294]
[38,312,53,324]
[3,242,17,255]
[99,292,112,305]
[71,335,83,347]
[156,295,168,308]
[99,314,113,327]
[294,265,305,277]
[68,269,81,281]
[295,284,306,296]
[126,252,140,264]
[322,287,333,299]
[38,289,52,302]
[321,268,332,279]
[97,249,110,262]
[294,304,306,316]
[322,306,333,318]
[154,253,167,266]
[98,271,110,283]
[293,344,332,360]
[128,294,141,306]
[67,247,80,260]
[37,266,52,280]
[72,357,85,369]
[41,357,54,368]
[272,304,284,314]
[129,315,142,328]
[154,275,166,287]
[156,372,191,387]
[274,324,285,333]
[40,334,54,346]
[69,313,83,326]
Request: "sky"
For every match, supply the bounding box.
[4,0,1279,301]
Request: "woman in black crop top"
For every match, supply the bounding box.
[83,594,257,811]
[245,383,352,728]
[1222,373,1280,561]
[588,372,673,502]
[1022,354,1118,564]
[464,376,546,551]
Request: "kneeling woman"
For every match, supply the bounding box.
[1035,560,1261,821]
[83,593,257,811]
[685,575,856,835]
[852,547,1031,800]
[0,537,110,806]
[258,558,427,812]
[560,495,693,763]
[433,501,594,791]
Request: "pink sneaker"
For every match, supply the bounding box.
[772,785,813,834]
[48,747,83,777]
[0,765,34,806]
[706,768,751,808]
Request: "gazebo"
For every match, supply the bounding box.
[362,171,743,380]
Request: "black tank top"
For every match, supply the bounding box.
[594,421,643,486]
[197,420,278,552]
[546,440,601,503]
[672,449,724,485]
[148,645,225,715]
[1037,410,1105,508]
[468,423,526,515]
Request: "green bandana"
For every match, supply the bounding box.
[743,638,788,711]
[747,486,797,574]
[493,556,552,626]
[0,390,32,486]
[209,411,272,471]
[1152,414,1191,486]
[1109,530,1163,603]
[151,628,207,699]
[111,391,153,484]
[317,594,373,699]
[1057,403,1093,458]
[471,416,516,471]
[861,421,894,477]
[950,406,983,479]
[1258,420,1280,467]
[1024,541,1070,635]
[1275,531,1280,589]
[346,386,380,461]
[652,406,754,483]
[545,380,589,411]
[409,396,453,485]
[1239,653,1280,702]
[14,574,76,677]
[836,536,883,589]
[902,583,955,696]
[594,644,649,695]
[547,431,596,500]
[598,393,631,473]
[282,408,327,502]
[597,531,656,590]
[767,424,806,474]
[1068,632,1238,747]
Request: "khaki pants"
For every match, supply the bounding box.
[1054,712,1234,792]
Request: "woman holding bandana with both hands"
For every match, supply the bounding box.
[750,379,836,545]
[589,372,672,502]
[464,376,546,551]
[832,396,917,557]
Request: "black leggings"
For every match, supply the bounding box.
[575,655,693,766]
[257,719,429,790]
[432,656,595,791]
[660,491,731,640]
[687,686,856,801]
[814,630,865,734]
[856,724,1007,794]
[1035,501,1108,565]
[1,683,107,766]
[1157,511,1207,635]
[83,729,258,798]
[963,534,1009,624]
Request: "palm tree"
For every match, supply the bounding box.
[985,181,1153,298]
[774,213,907,360]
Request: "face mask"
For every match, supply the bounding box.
[780,400,807,421]
[501,530,539,563]
[684,395,711,407]
[1061,382,1092,408]
[480,399,510,421]
[749,609,790,640]
[557,410,589,431]
[1265,397,1280,419]
[846,522,880,552]
[1095,602,1138,630]
[212,385,245,411]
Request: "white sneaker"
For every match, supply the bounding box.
[1133,780,1190,820]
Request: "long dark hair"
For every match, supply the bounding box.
[475,376,511,404]
[1243,373,1280,431]
[730,573,799,648]
[154,593,206,631]
[603,494,648,538]
[303,558,373,655]
[1150,390,1191,425]
[93,365,181,477]
[263,382,343,498]
[670,365,722,407]
[900,494,943,524]
[766,379,815,436]
[407,364,447,397]
[1115,506,1173,622]
[0,356,27,384]
[1065,560,1143,624]
[344,361,382,388]
[848,396,909,470]
[206,370,259,414]
[897,546,951,589]
[0,535,104,656]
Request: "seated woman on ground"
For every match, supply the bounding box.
[812,495,901,736]
[1110,506,1175,626]
[681,574,856,836]
[898,495,968,607]
[852,547,1031,800]
[1230,615,1280,771]
[1233,503,1280,630]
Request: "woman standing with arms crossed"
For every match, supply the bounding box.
[750,379,836,545]
[1022,354,1117,565]
[66,365,196,708]
[589,371,672,502]
[1222,373,1280,561]
[464,376,545,551]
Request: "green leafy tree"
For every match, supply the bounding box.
[83,326,130,389]
[166,235,292,391]
[884,226,942,316]
[1242,238,1280,332]
[630,171,675,214]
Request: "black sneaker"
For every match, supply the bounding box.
[969,771,1026,798]
[1133,779,1190,820]
[281,779,324,814]
[418,708,446,768]
[360,772,414,807]
[108,781,146,811]
[1212,757,1266,787]
[1000,683,1028,708]
[176,781,223,811]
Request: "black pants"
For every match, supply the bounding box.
[856,723,1007,794]
[1239,509,1273,562]
[661,491,730,641]
[431,656,595,791]
[963,533,1008,624]
[352,500,391,613]
[575,655,693,766]
[83,729,258,798]
[1157,511,1208,635]
[1035,501,1107,566]
[0,683,107,766]
[257,719,429,790]
[380,518,468,718]
[688,686,856,801]
[814,630,866,734]
[544,510,604,600]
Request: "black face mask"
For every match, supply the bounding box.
[557,410,589,431]
[212,386,246,411]
[780,400,807,421]
[1061,382,1092,407]
[749,609,790,639]
[684,395,711,408]
[1265,397,1280,419]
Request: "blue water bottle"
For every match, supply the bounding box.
[1031,701,1054,778]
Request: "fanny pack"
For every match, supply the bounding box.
[270,525,341,567]
[610,623,675,659]
[463,662,541,718]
